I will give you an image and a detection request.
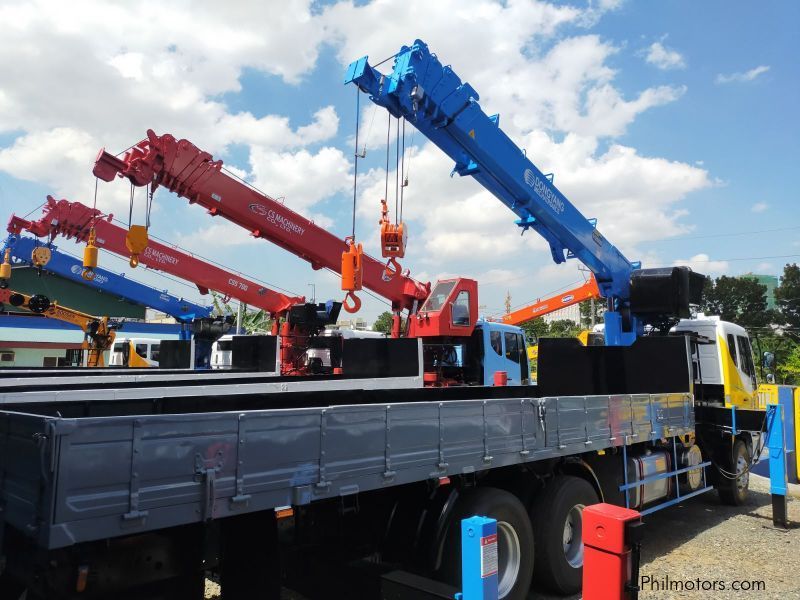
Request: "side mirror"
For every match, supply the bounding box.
[766,373,775,384]
[763,351,775,369]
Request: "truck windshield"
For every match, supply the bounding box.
[420,281,455,313]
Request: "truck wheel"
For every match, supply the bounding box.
[530,476,598,595]
[718,438,750,506]
[438,487,534,600]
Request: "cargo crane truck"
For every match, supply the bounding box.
[1,233,212,327]
[91,130,532,385]
[1,233,217,368]
[0,289,118,367]
[6,201,340,372]
[0,63,765,600]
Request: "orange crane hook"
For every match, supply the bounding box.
[379,199,407,280]
[341,236,363,313]
[82,226,99,281]
[126,224,149,268]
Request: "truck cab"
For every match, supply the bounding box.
[671,315,758,408]
[109,337,161,368]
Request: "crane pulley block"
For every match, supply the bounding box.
[126,224,149,268]
[82,227,99,281]
[379,199,407,279]
[341,237,363,313]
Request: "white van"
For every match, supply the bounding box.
[109,338,161,368]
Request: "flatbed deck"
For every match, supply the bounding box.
[0,388,693,550]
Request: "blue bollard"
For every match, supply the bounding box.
[455,516,498,600]
[767,403,789,528]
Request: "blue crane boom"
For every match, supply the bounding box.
[345,39,697,346]
[2,234,212,326]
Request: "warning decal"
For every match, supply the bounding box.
[480,533,498,578]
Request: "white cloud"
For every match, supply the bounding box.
[751,202,768,213]
[0,0,716,321]
[673,253,729,276]
[715,65,770,84]
[755,262,774,273]
[643,42,685,70]
[249,146,351,214]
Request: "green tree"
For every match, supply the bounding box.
[210,293,273,333]
[547,319,583,338]
[520,317,549,343]
[373,311,393,334]
[579,299,604,327]
[775,263,800,328]
[776,341,800,385]
[700,275,773,328]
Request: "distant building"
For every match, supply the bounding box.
[744,273,779,309]
[0,315,182,367]
[337,317,368,331]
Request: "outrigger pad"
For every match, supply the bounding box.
[537,336,692,397]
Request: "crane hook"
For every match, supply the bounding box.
[378,199,406,281]
[342,291,362,314]
[126,224,149,269]
[0,248,11,286]
[341,236,363,314]
[82,226,99,281]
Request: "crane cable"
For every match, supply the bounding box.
[395,117,400,225]
[400,118,406,222]
[352,88,360,239]
[384,112,391,213]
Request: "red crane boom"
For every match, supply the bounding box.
[7,197,303,319]
[93,130,431,319]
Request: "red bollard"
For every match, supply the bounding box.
[582,503,643,600]
[493,371,508,386]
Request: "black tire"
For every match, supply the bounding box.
[438,487,534,600]
[530,476,598,595]
[718,438,750,506]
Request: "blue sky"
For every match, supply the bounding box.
[0,0,797,322]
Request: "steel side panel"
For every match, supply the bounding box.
[0,393,694,549]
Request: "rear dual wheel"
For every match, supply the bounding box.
[530,476,599,596]
[438,487,534,600]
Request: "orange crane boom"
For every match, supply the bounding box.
[501,275,600,327]
[0,289,118,367]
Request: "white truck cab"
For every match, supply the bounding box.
[109,338,161,368]
[671,315,758,408]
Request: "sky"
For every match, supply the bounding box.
[0,0,797,322]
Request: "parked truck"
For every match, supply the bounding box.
[0,38,768,600]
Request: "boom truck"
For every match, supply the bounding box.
[91,129,532,385]
[1,234,212,326]
[1,233,217,367]
[346,39,765,407]
[6,200,340,372]
[0,288,118,367]
[0,50,766,600]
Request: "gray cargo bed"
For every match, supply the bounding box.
[0,391,693,550]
